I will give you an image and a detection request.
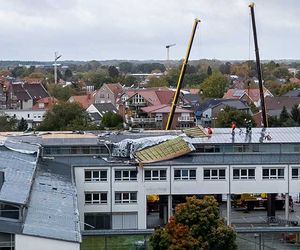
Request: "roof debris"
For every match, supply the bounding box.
[184,125,209,138]
[134,137,195,164]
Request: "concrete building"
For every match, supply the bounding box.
[36,127,300,232]
[0,134,81,250]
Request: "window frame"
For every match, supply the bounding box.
[233,168,255,180]
[115,169,137,181]
[174,169,196,181]
[115,192,137,204]
[203,168,226,180]
[85,192,108,205]
[144,169,167,181]
[262,167,285,180]
[85,169,108,182]
[292,167,300,179]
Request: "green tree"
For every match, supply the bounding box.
[119,62,134,73]
[147,77,168,87]
[279,106,295,127]
[0,115,17,131]
[291,104,300,125]
[207,65,212,76]
[273,67,291,79]
[108,66,119,78]
[101,112,123,128]
[17,118,28,131]
[219,62,231,75]
[200,73,229,98]
[216,106,255,128]
[64,68,73,80]
[47,84,76,101]
[296,71,300,79]
[150,196,237,250]
[37,102,95,131]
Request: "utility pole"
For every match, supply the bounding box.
[166,44,176,68]
[54,52,62,84]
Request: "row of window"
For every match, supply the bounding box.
[43,146,109,155]
[85,167,300,182]
[85,192,137,205]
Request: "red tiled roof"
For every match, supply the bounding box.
[141,104,193,114]
[68,94,95,109]
[126,88,175,106]
[223,88,272,102]
[189,88,200,94]
[32,97,58,110]
[106,83,123,95]
[289,77,300,84]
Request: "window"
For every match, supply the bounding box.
[174,169,196,180]
[132,94,144,104]
[84,213,111,230]
[233,168,255,180]
[203,168,226,180]
[115,192,137,204]
[292,167,300,179]
[85,192,107,204]
[115,169,137,181]
[85,170,107,182]
[262,168,284,179]
[144,169,167,181]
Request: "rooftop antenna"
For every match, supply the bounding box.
[166,44,176,68]
[54,52,62,85]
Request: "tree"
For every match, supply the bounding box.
[219,62,231,75]
[47,84,76,101]
[101,112,123,128]
[147,76,168,88]
[150,196,237,250]
[64,68,73,80]
[17,118,28,131]
[291,104,300,125]
[273,67,291,79]
[200,73,229,98]
[119,62,134,73]
[216,106,255,128]
[207,65,212,76]
[37,102,95,131]
[279,106,295,127]
[108,66,119,78]
[0,115,17,132]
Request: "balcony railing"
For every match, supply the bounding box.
[178,117,195,122]
[131,117,156,124]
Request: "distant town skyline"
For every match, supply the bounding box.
[1,0,300,61]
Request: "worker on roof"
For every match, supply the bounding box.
[207,127,213,135]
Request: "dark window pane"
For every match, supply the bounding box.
[85,171,91,180]
[130,171,137,179]
[85,193,92,202]
[292,168,298,177]
[219,169,225,177]
[204,170,210,177]
[249,169,255,177]
[130,192,137,201]
[93,171,99,178]
[190,170,196,178]
[115,171,121,179]
[233,169,239,178]
[152,170,159,177]
[174,170,180,178]
[101,171,107,180]
[263,169,269,177]
[101,193,107,202]
[160,170,166,179]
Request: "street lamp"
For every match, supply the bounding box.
[54,52,62,84]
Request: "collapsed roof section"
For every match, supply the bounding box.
[134,137,195,164]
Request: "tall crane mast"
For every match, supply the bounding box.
[166,19,200,130]
[166,43,176,66]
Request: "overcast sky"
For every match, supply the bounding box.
[0,0,299,61]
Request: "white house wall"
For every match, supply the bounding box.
[15,234,80,250]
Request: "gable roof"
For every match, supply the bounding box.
[68,94,95,109]
[197,98,249,112]
[11,83,31,100]
[141,104,193,114]
[91,103,118,116]
[23,83,49,101]
[223,88,273,102]
[105,83,123,96]
[283,88,300,97]
[265,96,300,117]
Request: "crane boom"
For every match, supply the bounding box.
[249,3,267,128]
[165,18,200,130]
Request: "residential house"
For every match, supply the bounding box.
[137,104,194,129]
[265,96,300,118]
[283,88,300,97]
[289,77,300,84]
[86,103,118,124]
[223,88,273,108]
[94,83,123,107]
[68,93,95,109]
[195,99,251,127]
[118,87,190,129]
[32,97,58,110]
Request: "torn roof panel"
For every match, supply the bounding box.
[184,125,209,138]
[134,137,195,164]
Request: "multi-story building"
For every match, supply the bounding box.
[35,127,300,232]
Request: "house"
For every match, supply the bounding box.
[195,99,251,127]
[289,77,300,84]
[265,96,300,118]
[223,88,273,107]
[118,87,189,129]
[68,93,95,109]
[94,83,123,107]
[32,97,58,110]
[86,103,118,123]
[283,88,300,97]
[133,104,195,129]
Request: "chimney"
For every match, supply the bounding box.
[0,171,4,190]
